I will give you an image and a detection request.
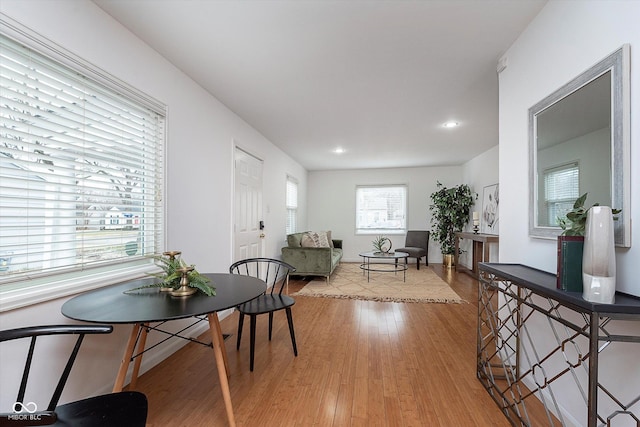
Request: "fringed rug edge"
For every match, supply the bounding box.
[292,292,467,304]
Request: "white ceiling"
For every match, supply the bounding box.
[93,0,546,171]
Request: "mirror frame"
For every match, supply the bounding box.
[528,44,631,247]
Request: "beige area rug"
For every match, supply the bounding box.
[293,263,464,303]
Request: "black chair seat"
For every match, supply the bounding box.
[53,392,148,427]
[238,294,295,316]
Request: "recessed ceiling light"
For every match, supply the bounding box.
[443,121,459,128]
[333,147,345,154]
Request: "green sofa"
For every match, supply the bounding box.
[281,231,343,282]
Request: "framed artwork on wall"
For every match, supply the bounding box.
[481,184,499,235]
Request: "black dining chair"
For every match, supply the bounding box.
[397,230,430,269]
[229,258,297,372]
[0,324,148,427]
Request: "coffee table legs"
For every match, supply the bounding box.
[360,255,408,282]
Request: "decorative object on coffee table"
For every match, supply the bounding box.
[372,235,392,254]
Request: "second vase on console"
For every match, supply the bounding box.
[582,206,616,304]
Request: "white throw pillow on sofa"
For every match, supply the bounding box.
[301,231,331,248]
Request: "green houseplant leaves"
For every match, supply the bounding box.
[558,192,621,237]
[429,182,476,255]
[125,254,216,296]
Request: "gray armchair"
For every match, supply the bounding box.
[397,230,430,269]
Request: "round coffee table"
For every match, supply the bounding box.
[358,251,409,282]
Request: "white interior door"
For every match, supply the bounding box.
[234,148,263,261]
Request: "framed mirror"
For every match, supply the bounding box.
[529,45,630,247]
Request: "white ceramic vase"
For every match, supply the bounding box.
[582,206,616,304]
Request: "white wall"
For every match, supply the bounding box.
[305,150,500,268]
[0,0,306,406]
[499,1,640,424]
[307,166,463,263]
[461,145,499,268]
[500,0,640,297]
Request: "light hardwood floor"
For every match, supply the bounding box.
[132,265,535,426]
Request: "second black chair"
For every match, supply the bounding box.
[0,324,148,427]
[229,258,297,371]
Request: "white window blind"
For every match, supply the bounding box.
[0,33,165,285]
[543,162,579,226]
[356,185,407,234]
[285,176,298,234]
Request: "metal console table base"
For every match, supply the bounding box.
[477,263,640,427]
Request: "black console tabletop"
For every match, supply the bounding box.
[479,263,640,315]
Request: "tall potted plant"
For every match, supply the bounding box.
[429,181,476,268]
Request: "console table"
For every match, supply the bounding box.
[477,263,640,427]
[454,232,498,277]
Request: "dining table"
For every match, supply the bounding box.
[61,272,266,427]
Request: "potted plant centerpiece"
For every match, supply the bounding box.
[429,182,476,269]
[556,193,620,292]
[125,251,216,297]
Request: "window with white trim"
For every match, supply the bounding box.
[0,32,165,288]
[543,162,579,226]
[285,176,298,234]
[356,185,407,234]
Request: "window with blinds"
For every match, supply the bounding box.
[285,176,298,234]
[543,162,579,226]
[0,33,165,286]
[355,185,407,234]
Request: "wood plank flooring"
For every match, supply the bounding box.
[132,265,540,426]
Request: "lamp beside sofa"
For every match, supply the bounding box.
[281,231,342,283]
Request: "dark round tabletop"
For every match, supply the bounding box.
[61,273,266,324]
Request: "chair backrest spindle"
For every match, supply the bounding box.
[17,336,37,407]
[48,334,85,411]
